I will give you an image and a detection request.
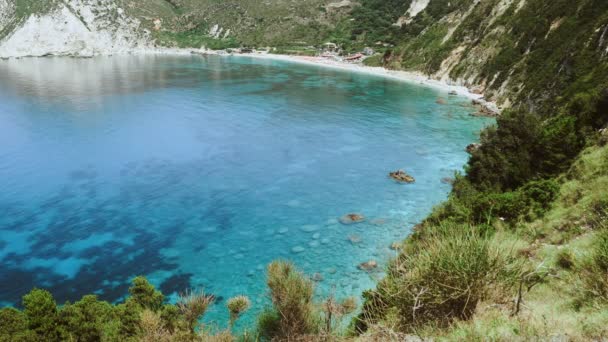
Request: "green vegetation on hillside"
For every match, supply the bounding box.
[2,0,608,340]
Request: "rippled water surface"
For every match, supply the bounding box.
[0,55,490,325]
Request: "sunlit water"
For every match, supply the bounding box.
[0,55,491,327]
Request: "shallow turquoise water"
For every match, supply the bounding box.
[0,55,490,326]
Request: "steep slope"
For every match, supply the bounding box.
[353,0,608,111]
[141,0,352,47]
[0,0,353,57]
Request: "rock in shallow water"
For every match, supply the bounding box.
[339,213,365,225]
[301,224,320,232]
[348,234,362,244]
[291,246,306,253]
[389,170,415,183]
[358,260,378,271]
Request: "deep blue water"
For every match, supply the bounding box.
[0,55,490,326]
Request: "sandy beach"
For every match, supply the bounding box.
[200,50,501,115]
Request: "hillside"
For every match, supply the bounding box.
[0,0,353,57]
[1,0,608,341]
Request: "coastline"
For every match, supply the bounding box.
[232,52,500,114]
[0,47,500,114]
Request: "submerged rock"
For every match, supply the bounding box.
[390,242,402,251]
[300,225,320,232]
[309,240,320,248]
[436,97,447,105]
[389,170,415,183]
[339,213,366,225]
[291,246,305,254]
[312,273,324,282]
[358,260,378,271]
[348,234,362,244]
[370,218,387,226]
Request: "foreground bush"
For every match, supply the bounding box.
[0,277,252,342]
[358,224,522,332]
[258,260,319,340]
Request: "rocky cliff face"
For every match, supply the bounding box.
[0,0,150,58]
[364,0,608,111]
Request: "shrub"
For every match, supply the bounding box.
[139,309,172,342]
[556,248,575,269]
[0,307,32,341]
[362,224,521,331]
[579,226,608,305]
[22,288,61,341]
[58,295,114,341]
[129,276,164,311]
[258,261,318,340]
[321,296,357,334]
[227,295,251,328]
[177,289,215,334]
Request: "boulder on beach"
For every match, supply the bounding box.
[470,99,499,117]
[358,260,378,271]
[389,170,415,183]
[339,213,366,225]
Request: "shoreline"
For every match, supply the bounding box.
[232,52,499,113]
[0,47,500,114]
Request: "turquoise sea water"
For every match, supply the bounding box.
[0,55,491,326]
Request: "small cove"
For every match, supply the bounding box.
[0,54,492,327]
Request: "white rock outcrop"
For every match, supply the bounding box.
[395,0,430,27]
[0,0,150,58]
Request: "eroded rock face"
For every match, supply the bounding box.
[389,170,415,183]
[394,0,431,27]
[0,0,149,58]
[339,213,365,225]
